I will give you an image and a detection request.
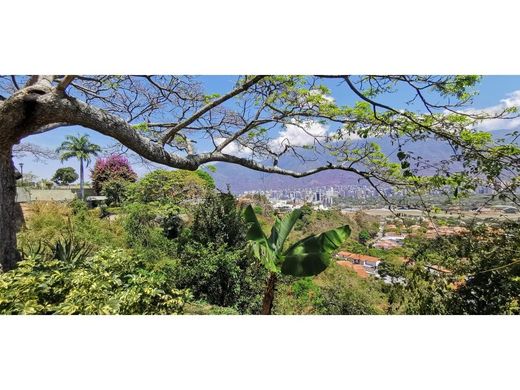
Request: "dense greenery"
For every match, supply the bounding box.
[382,223,520,314]
[2,161,519,315]
[91,154,137,195]
[51,167,78,186]
[127,169,213,204]
[0,248,189,314]
[244,205,351,314]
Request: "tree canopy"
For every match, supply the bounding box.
[1,75,520,271]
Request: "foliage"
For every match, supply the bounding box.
[174,242,266,313]
[50,235,94,263]
[121,202,178,261]
[91,154,137,195]
[274,277,321,314]
[56,134,101,166]
[313,264,386,315]
[69,198,88,214]
[275,265,386,315]
[195,169,216,189]
[122,203,161,247]
[383,223,520,314]
[127,169,213,204]
[358,229,372,245]
[190,191,246,247]
[0,248,190,314]
[101,178,131,206]
[51,167,78,186]
[244,205,351,276]
[18,201,125,254]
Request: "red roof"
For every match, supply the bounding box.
[336,251,380,263]
[337,261,369,278]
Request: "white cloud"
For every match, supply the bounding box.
[269,119,331,152]
[215,137,254,157]
[467,90,520,131]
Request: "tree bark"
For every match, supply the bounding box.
[0,146,21,272]
[79,157,84,200]
[261,272,277,315]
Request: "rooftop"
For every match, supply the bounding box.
[336,261,369,278]
[336,251,380,263]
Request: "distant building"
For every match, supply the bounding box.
[336,261,369,278]
[336,251,381,276]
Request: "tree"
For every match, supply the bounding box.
[190,191,245,247]
[244,205,351,314]
[56,134,101,201]
[51,167,78,186]
[358,229,371,245]
[91,154,137,194]
[0,75,518,271]
[128,169,212,204]
[174,242,266,313]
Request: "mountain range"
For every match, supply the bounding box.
[210,130,514,193]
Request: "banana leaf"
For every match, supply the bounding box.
[281,225,351,277]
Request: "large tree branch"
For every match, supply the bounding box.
[161,75,266,144]
[34,93,395,186]
[56,75,76,92]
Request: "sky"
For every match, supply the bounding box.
[12,75,520,181]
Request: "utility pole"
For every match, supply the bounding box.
[19,163,24,186]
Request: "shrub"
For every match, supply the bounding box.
[122,203,160,247]
[101,178,130,206]
[190,191,246,247]
[127,169,212,204]
[174,242,266,313]
[18,201,125,253]
[313,263,386,314]
[91,154,137,195]
[69,198,88,214]
[0,248,190,314]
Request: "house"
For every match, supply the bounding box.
[373,240,400,250]
[336,251,381,275]
[336,261,369,278]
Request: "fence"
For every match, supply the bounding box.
[15,188,96,203]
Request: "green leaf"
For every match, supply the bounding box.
[268,208,302,253]
[243,205,277,272]
[281,225,351,277]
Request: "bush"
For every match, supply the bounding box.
[69,198,88,214]
[101,178,131,206]
[174,242,266,313]
[91,154,137,195]
[122,203,161,247]
[128,169,212,204]
[0,248,190,314]
[313,264,386,315]
[190,191,246,247]
[18,201,125,253]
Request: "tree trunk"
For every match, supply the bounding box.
[0,146,21,272]
[261,272,277,315]
[79,158,84,200]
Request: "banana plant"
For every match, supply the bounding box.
[244,205,351,314]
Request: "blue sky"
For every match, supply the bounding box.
[13,75,520,181]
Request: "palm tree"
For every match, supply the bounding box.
[56,134,101,200]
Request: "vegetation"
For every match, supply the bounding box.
[51,167,78,186]
[1,74,518,314]
[0,247,189,314]
[244,205,351,314]
[56,134,101,200]
[91,154,137,195]
[2,177,519,315]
